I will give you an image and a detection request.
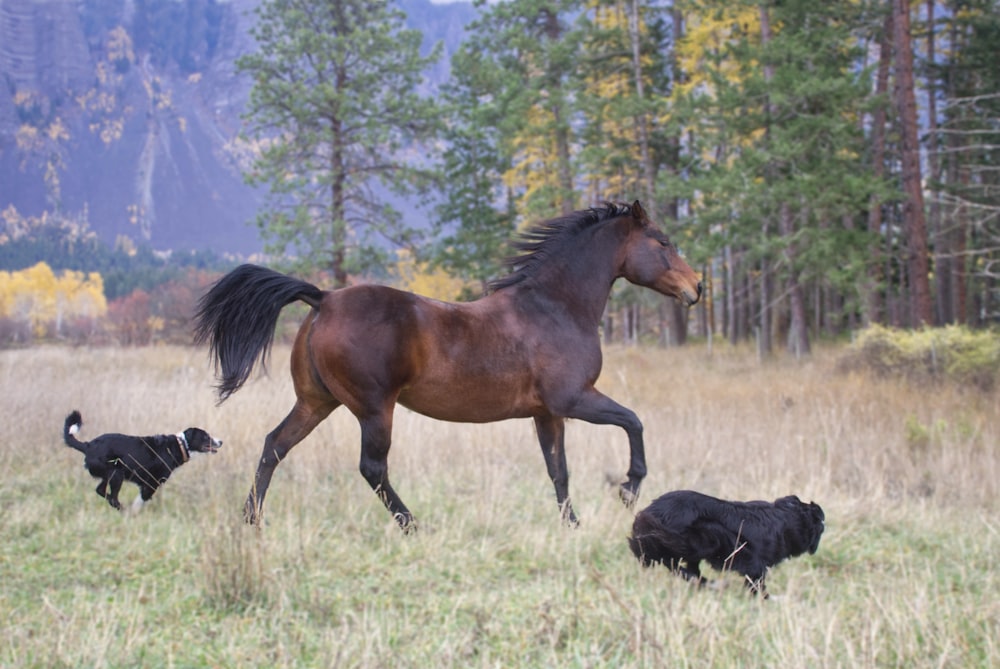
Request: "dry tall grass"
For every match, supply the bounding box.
[1,343,997,667]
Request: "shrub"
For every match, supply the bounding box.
[839,324,999,392]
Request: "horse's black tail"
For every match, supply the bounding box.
[194,264,326,402]
[63,410,87,453]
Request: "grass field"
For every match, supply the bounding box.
[1,343,997,668]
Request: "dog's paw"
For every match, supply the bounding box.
[130,496,146,514]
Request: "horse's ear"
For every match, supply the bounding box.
[631,200,646,222]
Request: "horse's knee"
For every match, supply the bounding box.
[260,438,290,468]
[358,419,392,487]
[359,456,387,488]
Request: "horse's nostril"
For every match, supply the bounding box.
[697,281,704,296]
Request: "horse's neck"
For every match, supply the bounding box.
[511,246,620,327]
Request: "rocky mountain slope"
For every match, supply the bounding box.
[0,0,475,255]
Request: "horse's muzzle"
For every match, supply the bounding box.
[683,281,703,306]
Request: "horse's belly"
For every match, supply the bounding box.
[397,382,539,423]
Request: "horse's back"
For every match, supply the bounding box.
[302,286,544,421]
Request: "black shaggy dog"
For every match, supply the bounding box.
[63,410,222,512]
[628,490,825,597]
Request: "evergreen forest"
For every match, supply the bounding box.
[2,0,998,353]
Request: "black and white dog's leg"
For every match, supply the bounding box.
[130,486,156,513]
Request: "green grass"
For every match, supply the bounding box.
[1,344,997,667]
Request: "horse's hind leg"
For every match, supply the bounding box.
[357,410,414,532]
[533,414,578,527]
[245,399,334,525]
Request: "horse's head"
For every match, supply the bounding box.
[620,201,702,306]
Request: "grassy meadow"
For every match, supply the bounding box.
[1,343,997,668]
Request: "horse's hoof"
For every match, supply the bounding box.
[244,502,263,526]
[562,510,580,529]
[619,483,640,508]
[558,500,580,528]
[395,513,417,534]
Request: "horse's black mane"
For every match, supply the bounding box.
[488,202,634,293]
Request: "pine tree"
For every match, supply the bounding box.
[431,42,516,294]
[929,0,1000,324]
[673,0,878,352]
[237,0,441,283]
[461,0,582,221]
[892,0,932,326]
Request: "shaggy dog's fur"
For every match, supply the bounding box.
[63,410,222,512]
[628,490,825,597]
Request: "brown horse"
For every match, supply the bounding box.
[195,201,701,529]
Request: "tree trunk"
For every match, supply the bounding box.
[659,3,688,347]
[782,203,811,355]
[329,9,349,288]
[892,0,933,326]
[759,261,773,357]
[945,14,968,324]
[725,245,737,344]
[740,265,751,341]
[864,9,893,327]
[925,0,950,323]
[756,2,774,357]
[628,0,655,205]
[953,167,969,323]
[700,261,712,341]
[553,102,574,215]
[664,301,688,346]
[541,10,574,216]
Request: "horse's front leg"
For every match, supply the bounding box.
[533,414,579,527]
[563,388,646,508]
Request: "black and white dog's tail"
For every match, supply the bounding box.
[63,410,87,453]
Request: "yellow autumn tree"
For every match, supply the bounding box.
[674,4,760,99]
[502,102,572,223]
[76,25,135,145]
[578,0,655,200]
[391,249,474,301]
[0,262,107,338]
[13,91,71,209]
[671,1,763,166]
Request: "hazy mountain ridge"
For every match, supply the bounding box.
[0,0,476,256]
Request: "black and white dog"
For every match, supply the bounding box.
[62,410,222,512]
[628,490,825,597]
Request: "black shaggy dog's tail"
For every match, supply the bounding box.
[194,264,326,402]
[63,410,86,453]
